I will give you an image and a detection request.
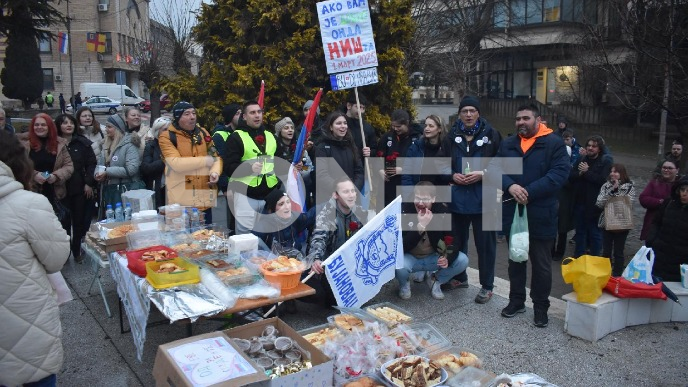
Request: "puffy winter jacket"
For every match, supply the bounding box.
[0,161,70,385]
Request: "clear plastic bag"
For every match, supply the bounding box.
[509,205,529,262]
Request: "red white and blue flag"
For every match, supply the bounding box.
[58,32,68,54]
[286,88,322,213]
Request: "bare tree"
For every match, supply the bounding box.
[581,0,688,157]
[409,0,519,101]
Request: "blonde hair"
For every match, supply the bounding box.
[103,124,124,164]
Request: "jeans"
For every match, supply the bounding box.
[396,252,469,286]
[232,192,266,235]
[603,229,630,276]
[24,374,57,387]
[574,205,602,257]
[452,213,497,290]
[508,238,554,311]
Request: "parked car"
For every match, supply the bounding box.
[138,94,171,113]
[67,96,122,114]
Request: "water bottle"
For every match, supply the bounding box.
[190,208,201,230]
[464,161,471,174]
[124,203,132,221]
[182,209,189,232]
[114,202,124,222]
[105,204,115,223]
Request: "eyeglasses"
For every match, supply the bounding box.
[661,166,676,170]
[460,109,477,115]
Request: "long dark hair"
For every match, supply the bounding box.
[0,130,34,190]
[325,111,360,162]
[55,113,81,136]
[610,163,630,184]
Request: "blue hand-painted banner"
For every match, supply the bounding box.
[330,67,379,90]
[323,196,403,307]
[316,0,378,74]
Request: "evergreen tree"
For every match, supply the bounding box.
[1,5,43,109]
[160,0,414,131]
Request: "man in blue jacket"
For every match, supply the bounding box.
[488,104,570,327]
[439,96,502,304]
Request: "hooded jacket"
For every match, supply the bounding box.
[314,129,364,200]
[0,161,70,385]
[99,132,142,185]
[646,176,688,281]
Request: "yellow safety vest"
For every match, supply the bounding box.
[229,130,279,188]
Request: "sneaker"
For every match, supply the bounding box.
[534,309,549,328]
[430,281,445,300]
[411,271,426,283]
[399,279,411,300]
[501,301,526,318]
[440,279,469,291]
[474,288,493,304]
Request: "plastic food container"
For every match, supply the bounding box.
[427,346,484,378]
[146,258,200,289]
[364,302,414,327]
[131,210,162,231]
[380,356,447,387]
[407,322,451,354]
[126,245,177,277]
[259,263,303,290]
[327,310,378,333]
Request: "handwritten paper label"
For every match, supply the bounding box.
[168,337,257,386]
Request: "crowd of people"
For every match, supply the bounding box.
[1,93,687,385]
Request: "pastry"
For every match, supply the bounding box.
[107,224,134,238]
[141,249,172,262]
[191,229,215,240]
[155,262,187,274]
[383,356,442,387]
[366,306,412,325]
[302,327,341,348]
[333,314,364,331]
[205,259,230,269]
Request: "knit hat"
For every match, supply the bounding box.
[107,114,127,133]
[172,101,194,124]
[264,188,288,213]
[274,117,294,136]
[303,100,320,115]
[221,103,241,124]
[458,96,480,112]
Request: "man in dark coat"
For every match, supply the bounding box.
[487,104,570,328]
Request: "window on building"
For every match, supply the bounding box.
[583,0,597,23]
[511,0,526,26]
[38,34,51,53]
[104,32,112,53]
[494,2,508,28]
[43,68,54,90]
[544,0,561,22]
[526,0,543,24]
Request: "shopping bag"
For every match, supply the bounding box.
[622,246,655,284]
[604,196,634,231]
[509,205,529,262]
[604,276,667,300]
[562,255,612,303]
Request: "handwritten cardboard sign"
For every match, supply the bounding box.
[317,0,378,74]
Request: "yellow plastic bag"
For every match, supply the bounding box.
[561,255,611,303]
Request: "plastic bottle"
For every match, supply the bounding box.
[464,161,471,174]
[124,203,132,221]
[182,209,189,232]
[114,202,124,222]
[105,204,115,223]
[190,208,201,230]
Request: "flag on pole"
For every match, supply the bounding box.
[58,32,68,54]
[285,89,322,212]
[257,80,265,109]
[323,196,403,307]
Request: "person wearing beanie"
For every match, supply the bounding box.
[211,103,242,231]
[225,100,282,234]
[437,95,502,304]
[158,102,222,221]
[254,187,316,252]
[274,116,314,185]
[95,113,144,209]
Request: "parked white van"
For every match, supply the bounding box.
[79,83,144,106]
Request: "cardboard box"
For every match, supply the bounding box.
[89,221,132,253]
[152,331,266,387]
[223,317,334,387]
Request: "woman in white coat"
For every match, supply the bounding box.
[0,131,70,386]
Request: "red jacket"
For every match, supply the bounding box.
[639,177,675,240]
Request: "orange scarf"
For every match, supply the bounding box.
[519,123,552,153]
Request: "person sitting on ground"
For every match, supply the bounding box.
[253,187,315,254]
[397,181,469,301]
[646,175,688,282]
[306,177,366,307]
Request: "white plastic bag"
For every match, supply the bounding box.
[622,246,655,284]
[509,205,529,262]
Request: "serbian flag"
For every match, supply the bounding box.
[58,32,68,54]
[257,80,265,109]
[286,89,322,213]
